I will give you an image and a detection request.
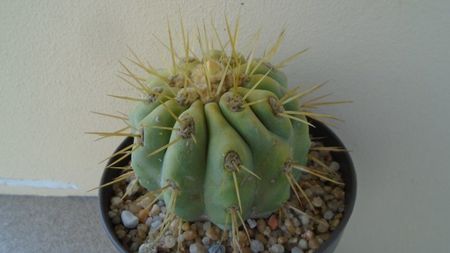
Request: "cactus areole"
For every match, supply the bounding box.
[126,44,313,229]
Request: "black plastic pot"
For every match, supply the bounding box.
[99,120,356,253]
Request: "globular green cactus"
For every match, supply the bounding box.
[127,45,312,226]
[91,18,346,249]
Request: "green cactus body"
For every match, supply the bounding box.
[126,51,311,228]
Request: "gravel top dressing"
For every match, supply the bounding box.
[106,140,346,253]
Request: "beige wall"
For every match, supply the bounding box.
[1,1,450,251]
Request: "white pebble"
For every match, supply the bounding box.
[150,216,163,230]
[269,244,284,253]
[250,240,264,252]
[330,161,340,171]
[121,210,138,229]
[138,243,156,253]
[291,247,304,253]
[263,226,271,236]
[163,236,176,248]
[145,217,152,227]
[324,210,335,220]
[111,197,122,206]
[208,244,225,253]
[247,219,257,229]
[190,243,206,253]
[298,239,308,250]
[300,215,310,225]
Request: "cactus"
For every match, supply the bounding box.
[126,51,315,224]
[89,17,348,250]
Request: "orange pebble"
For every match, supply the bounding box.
[138,209,149,223]
[268,215,278,230]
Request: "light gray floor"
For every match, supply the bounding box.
[0,195,117,253]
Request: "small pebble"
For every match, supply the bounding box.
[311,185,325,195]
[304,230,314,240]
[111,196,122,207]
[317,220,329,233]
[150,216,162,230]
[312,197,323,207]
[268,237,276,246]
[288,237,298,244]
[291,247,304,253]
[115,227,126,239]
[330,218,340,228]
[149,204,160,216]
[255,233,266,244]
[145,216,152,227]
[304,188,313,197]
[208,244,225,253]
[203,222,212,231]
[285,219,296,234]
[128,203,141,214]
[170,219,179,232]
[138,243,156,253]
[138,209,149,223]
[268,215,278,230]
[323,210,335,220]
[269,244,284,253]
[136,196,152,208]
[316,233,330,242]
[202,236,211,245]
[238,231,249,245]
[162,235,176,248]
[182,222,191,231]
[121,210,139,229]
[184,230,197,241]
[206,227,219,240]
[136,224,148,239]
[300,215,310,226]
[250,240,264,252]
[309,238,320,249]
[263,227,271,236]
[298,237,308,249]
[331,187,345,200]
[242,247,252,253]
[190,243,206,253]
[277,236,287,244]
[247,219,257,229]
[257,219,266,233]
[329,161,340,171]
